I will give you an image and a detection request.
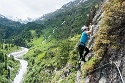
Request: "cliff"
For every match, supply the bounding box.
[81,0,125,83]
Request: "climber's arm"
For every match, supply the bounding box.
[86,24,92,35]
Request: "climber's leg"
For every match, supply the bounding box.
[83,47,90,62]
[78,44,85,61]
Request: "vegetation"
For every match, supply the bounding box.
[82,0,125,78]
[0,42,20,83]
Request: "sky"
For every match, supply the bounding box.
[0,0,74,20]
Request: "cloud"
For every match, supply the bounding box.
[0,0,73,20]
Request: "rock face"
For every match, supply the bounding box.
[87,47,125,83]
[75,1,104,82]
[83,0,125,83]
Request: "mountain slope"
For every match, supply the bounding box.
[22,0,101,82]
[0,14,22,39]
[1,0,124,82]
[0,0,103,82]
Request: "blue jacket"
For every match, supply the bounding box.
[80,31,88,46]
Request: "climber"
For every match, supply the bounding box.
[78,23,92,62]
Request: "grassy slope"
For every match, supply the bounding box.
[23,24,81,82]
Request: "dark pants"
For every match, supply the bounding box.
[78,44,90,61]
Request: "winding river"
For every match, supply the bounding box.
[8,47,29,83]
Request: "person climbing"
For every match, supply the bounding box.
[78,23,92,62]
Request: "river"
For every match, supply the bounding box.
[8,47,29,83]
